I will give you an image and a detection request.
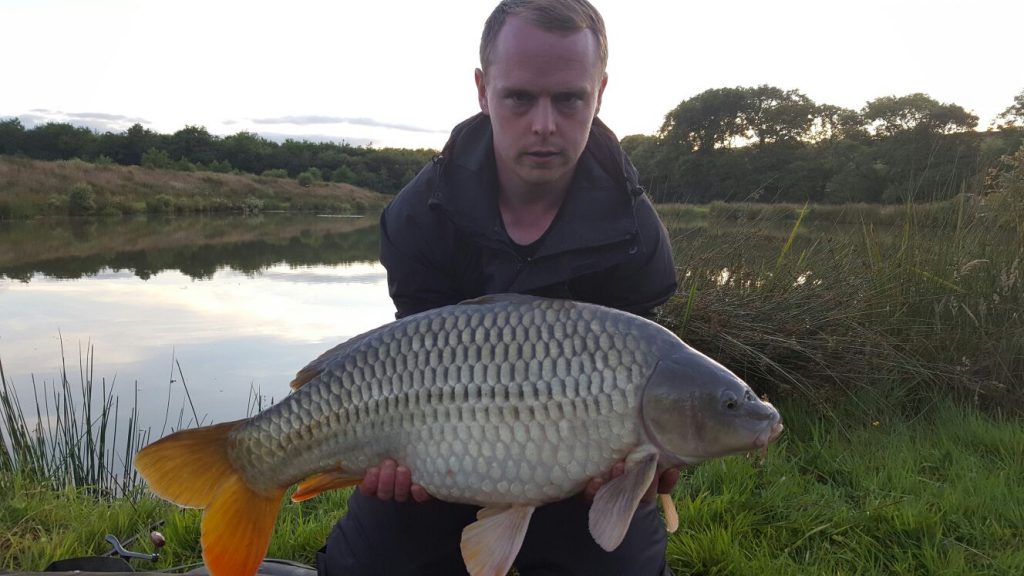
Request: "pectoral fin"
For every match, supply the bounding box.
[589,445,659,551]
[291,469,362,502]
[460,505,534,576]
[660,493,679,533]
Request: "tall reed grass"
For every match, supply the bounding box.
[0,345,148,499]
[658,194,1023,417]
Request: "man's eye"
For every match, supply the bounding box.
[555,94,583,105]
[509,93,532,104]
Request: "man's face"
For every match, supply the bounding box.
[476,16,607,196]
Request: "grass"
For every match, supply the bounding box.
[656,194,1023,417]
[664,398,1024,575]
[0,347,147,500]
[2,396,1021,575]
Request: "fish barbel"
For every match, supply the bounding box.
[135,294,783,576]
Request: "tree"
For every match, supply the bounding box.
[0,117,26,155]
[221,131,275,174]
[21,122,98,160]
[141,147,173,169]
[807,104,866,144]
[660,87,748,153]
[123,123,162,165]
[862,93,977,137]
[168,125,218,165]
[741,85,816,145]
[995,89,1024,128]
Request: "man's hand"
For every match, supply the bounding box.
[583,464,681,503]
[359,459,432,503]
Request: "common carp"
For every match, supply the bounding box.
[135,294,783,576]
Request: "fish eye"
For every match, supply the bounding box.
[722,391,738,410]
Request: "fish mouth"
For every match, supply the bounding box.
[754,419,784,449]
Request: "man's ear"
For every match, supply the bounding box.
[595,72,608,116]
[475,68,489,115]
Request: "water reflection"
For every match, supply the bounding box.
[0,215,396,431]
[0,213,381,280]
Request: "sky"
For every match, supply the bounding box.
[2,0,1021,150]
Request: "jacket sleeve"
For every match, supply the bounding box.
[378,168,463,319]
[588,194,677,318]
[628,195,678,315]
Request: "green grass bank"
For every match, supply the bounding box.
[2,397,1021,575]
[0,156,389,219]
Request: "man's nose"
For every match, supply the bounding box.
[531,99,556,135]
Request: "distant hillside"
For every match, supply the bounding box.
[0,156,391,219]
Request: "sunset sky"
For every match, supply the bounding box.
[3,0,1021,149]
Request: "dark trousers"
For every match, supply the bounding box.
[317,490,672,576]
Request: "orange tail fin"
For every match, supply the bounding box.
[135,420,286,576]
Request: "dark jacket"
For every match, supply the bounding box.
[379,113,677,319]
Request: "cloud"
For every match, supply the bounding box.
[16,109,150,133]
[249,115,443,134]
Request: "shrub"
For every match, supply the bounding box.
[207,159,232,173]
[173,158,197,172]
[260,168,289,178]
[331,165,357,183]
[45,195,66,214]
[141,148,173,169]
[241,195,264,214]
[297,167,322,187]
[146,194,175,214]
[67,183,97,216]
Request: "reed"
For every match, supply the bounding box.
[1,342,181,499]
[657,193,1023,417]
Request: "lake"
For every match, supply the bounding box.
[0,214,397,433]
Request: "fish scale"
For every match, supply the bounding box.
[227,296,657,501]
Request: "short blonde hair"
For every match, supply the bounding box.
[480,0,608,73]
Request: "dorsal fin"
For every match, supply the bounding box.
[289,326,387,390]
[458,293,544,306]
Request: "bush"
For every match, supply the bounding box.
[141,148,173,169]
[241,195,265,214]
[146,194,175,214]
[297,167,322,187]
[173,158,197,172]
[205,159,233,173]
[67,182,97,216]
[260,168,289,178]
[331,165,357,183]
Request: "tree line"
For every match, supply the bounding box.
[2,87,1022,203]
[0,121,435,194]
[621,87,1024,204]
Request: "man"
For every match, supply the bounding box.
[317,1,678,574]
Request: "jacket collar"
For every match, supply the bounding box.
[430,113,642,256]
